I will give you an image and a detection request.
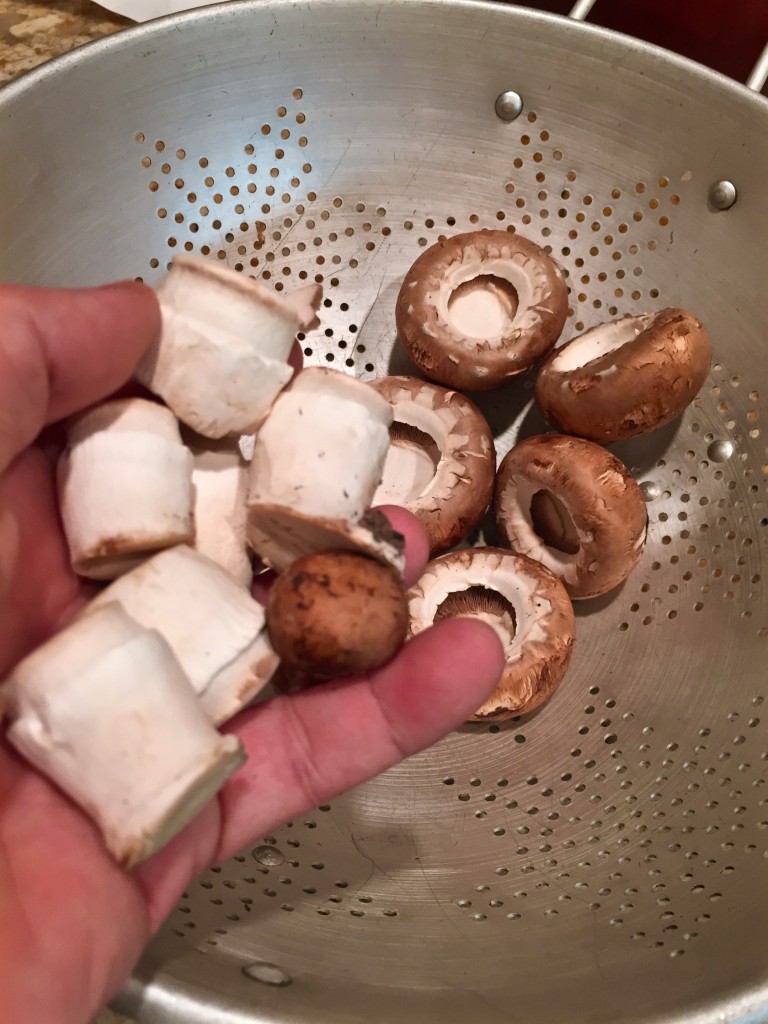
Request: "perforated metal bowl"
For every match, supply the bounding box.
[1,2,767,1022]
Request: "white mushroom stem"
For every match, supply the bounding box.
[248,367,393,521]
[246,504,406,577]
[138,255,319,439]
[1,603,245,868]
[188,438,251,587]
[282,283,323,332]
[58,399,194,581]
[88,546,278,725]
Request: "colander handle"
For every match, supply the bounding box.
[567,0,768,92]
[746,43,768,91]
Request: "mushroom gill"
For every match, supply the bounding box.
[434,585,517,645]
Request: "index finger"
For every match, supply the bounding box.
[0,281,160,474]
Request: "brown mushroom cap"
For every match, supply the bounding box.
[534,308,712,441]
[369,375,496,553]
[266,551,409,677]
[494,434,647,599]
[408,547,575,721]
[396,230,568,391]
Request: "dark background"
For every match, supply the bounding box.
[506,0,768,94]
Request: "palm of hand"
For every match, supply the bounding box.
[0,282,503,1024]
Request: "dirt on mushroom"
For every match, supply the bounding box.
[266,550,410,678]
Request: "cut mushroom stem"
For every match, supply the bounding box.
[408,547,575,721]
[58,398,194,580]
[183,430,252,587]
[535,308,712,441]
[369,375,496,554]
[249,367,393,520]
[1,603,245,868]
[396,229,568,391]
[266,551,409,678]
[88,546,278,725]
[281,283,323,332]
[494,433,647,599]
[246,505,405,577]
[247,368,404,575]
[138,255,321,439]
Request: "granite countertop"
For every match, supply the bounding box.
[0,0,129,84]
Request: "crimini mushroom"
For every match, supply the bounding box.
[266,551,409,678]
[58,397,194,580]
[137,255,322,439]
[88,545,279,725]
[184,431,252,587]
[494,434,647,599]
[0,602,245,868]
[535,308,712,441]
[396,229,568,391]
[369,375,496,554]
[408,548,575,721]
[247,367,405,575]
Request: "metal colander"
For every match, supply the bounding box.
[1,2,767,1021]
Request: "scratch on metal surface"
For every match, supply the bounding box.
[401,131,445,197]
[410,836,471,941]
[323,137,354,191]
[349,832,381,891]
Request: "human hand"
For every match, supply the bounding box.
[0,280,504,1024]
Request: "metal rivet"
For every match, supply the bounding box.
[495,90,524,122]
[242,961,292,987]
[708,180,737,211]
[707,439,734,462]
[252,844,285,866]
[641,481,661,501]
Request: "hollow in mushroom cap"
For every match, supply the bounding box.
[408,547,575,721]
[396,229,568,391]
[535,308,712,441]
[370,375,495,553]
[494,434,647,599]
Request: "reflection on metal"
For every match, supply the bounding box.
[495,90,524,122]
[708,180,738,211]
[568,0,598,22]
